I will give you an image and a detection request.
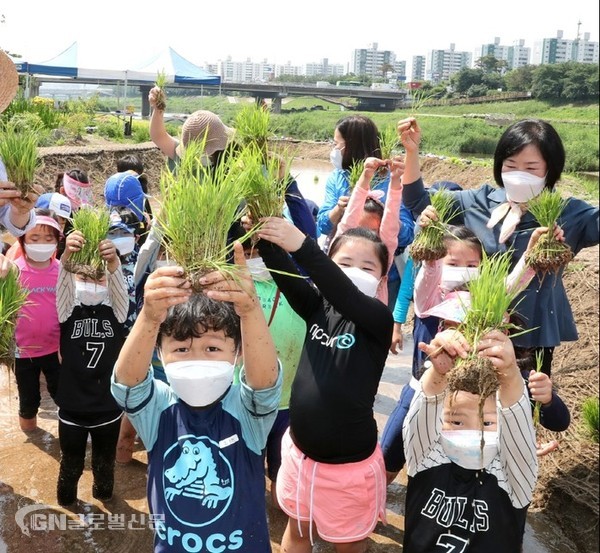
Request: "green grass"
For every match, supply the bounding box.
[581,396,599,443]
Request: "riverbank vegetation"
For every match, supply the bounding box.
[2,92,598,176]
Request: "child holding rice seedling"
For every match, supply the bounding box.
[403,326,538,552]
[255,218,393,552]
[402,118,599,376]
[111,242,281,553]
[317,115,414,307]
[333,155,405,305]
[11,209,62,432]
[54,227,129,506]
[380,225,550,484]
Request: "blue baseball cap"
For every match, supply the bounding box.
[35,192,72,219]
[104,171,145,222]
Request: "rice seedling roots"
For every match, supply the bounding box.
[62,260,106,281]
[409,241,447,262]
[155,90,167,112]
[447,356,499,398]
[525,238,574,274]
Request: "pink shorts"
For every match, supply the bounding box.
[276,429,387,544]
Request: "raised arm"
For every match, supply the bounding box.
[114,265,191,387]
[148,86,178,160]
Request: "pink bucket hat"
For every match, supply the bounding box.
[175,110,234,158]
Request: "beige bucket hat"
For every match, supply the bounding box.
[0,50,19,114]
[175,110,234,158]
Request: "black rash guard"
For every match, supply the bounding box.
[258,237,393,463]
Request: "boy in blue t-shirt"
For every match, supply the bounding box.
[111,243,281,553]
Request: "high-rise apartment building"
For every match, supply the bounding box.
[533,30,599,64]
[474,37,531,70]
[411,56,426,82]
[304,59,345,78]
[427,44,472,83]
[351,43,396,78]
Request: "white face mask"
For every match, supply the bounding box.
[501,171,546,203]
[246,256,272,281]
[163,359,235,407]
[75,280,108,306]
[340,266,380,297]
[153,259,176,270]
[440,430,498,470]
[24,243,57,263]
[110,236,136,256]
[440,266,479,292]
[329,147,344,171]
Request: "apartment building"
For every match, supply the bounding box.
[427,44,472,83]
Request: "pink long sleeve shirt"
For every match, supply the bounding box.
[336,185,402,304]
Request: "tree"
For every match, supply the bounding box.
[475,55,508,74]
[451,68,485,94]
[504,65,536,92]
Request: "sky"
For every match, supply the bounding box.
[1,0,598,73]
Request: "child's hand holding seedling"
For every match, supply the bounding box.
[419,329,464,395]
[258,216,306,253]
[417,204,438,228]
[142,266,191,325]
[98,238,120,274]
[528,371,553,406]
[200,242,259,318]
[63,230,85,261]
[360,157,387,187]
[476,330,522,407]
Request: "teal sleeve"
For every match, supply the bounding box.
[393,257,415,323]
[111,367,177,452]
[223,362,283,455]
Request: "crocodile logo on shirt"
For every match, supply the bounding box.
[163,436,234,527]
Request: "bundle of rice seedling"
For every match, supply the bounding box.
[234,104,271,160]
[581,396,599,443]
[0,123,40,198]
[347,160,364,191]
[447,251,522,429]
[525,189,573,276]
[154,70,168,111]
[0,269,28,367]
[63,206,111,280]
[409,188,459,262]
[371,124,398,187]
[156,140,251,292]
[239,144,288,225]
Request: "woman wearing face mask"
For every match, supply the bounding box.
[401,117,599,375]
[54,228,129,506]
[10,210,63,432]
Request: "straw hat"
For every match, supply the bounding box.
[175,110,234,158]
[0,50,19,114]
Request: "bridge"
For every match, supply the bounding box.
[27,76,409,114]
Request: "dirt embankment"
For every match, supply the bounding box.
[34,136,599,552]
